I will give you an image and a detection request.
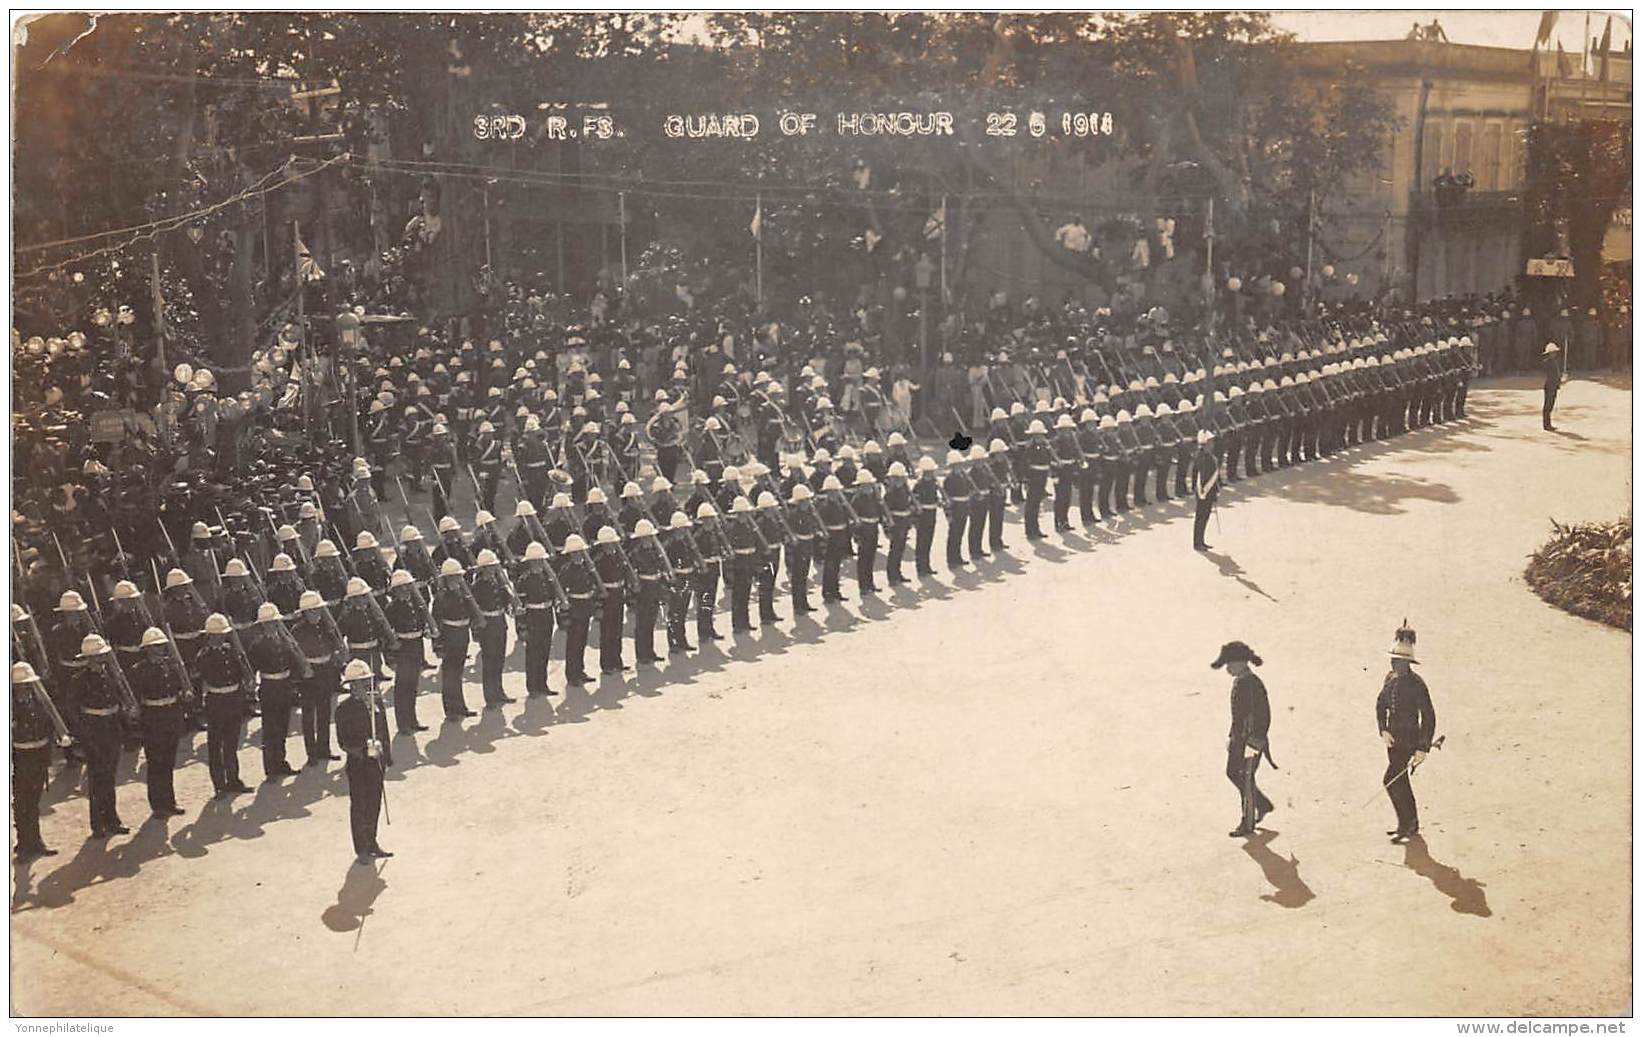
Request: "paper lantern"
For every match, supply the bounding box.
[1346,273,1359,286]
[1321,264,1335,279]
[191,369,215,392]
[46,338,64,357]
[71,272,85,284]
[1226,277,1243,292]
[174,363,194,386]
[1271,281,1287,297]
[66,331,86,350]
[92,308,112,328]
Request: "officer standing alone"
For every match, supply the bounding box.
[1378,621,1437,843]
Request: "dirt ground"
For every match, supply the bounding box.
[10,375,1633,1016]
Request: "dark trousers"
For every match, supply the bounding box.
[656,445,683,485]
[914,511,937,572]
[635,582,663,657]
[756,555,780,621]
[302,668,337,763]
[787,547,812,609]
[1076,466,1097,524]
[478,618,507,704]
[258,685,292,776]
[431,467,455,519]
[886,525,909,580]
[477,469,500,514]
[1226,750,1272,831]
[1024,476,1047,536]
[1109,463,1130,512]
[1384,746,1419,833]
[694,565,720,639]
[524,621,553,693]
[564,607,593,679]
[944,508,967,567]
[1174,448,1192,495]
[13,745,50,851]
[1542,386,1558,429]
[730,559,754,629]
[823,533,848,598]
[599,594,625,671]
[1153,453,1171,500]
[392,640,422,729]
[967,501,988,557]
[205,690,244,791]
[83,718,123,833]
[667,578,694,646]
[988,494,1006,549]
[345,756,384,857]
[440,628,471,716]
[1052,472,1074,526]
[141,711,182,810]
[1193,488,1217,549]
[855,526,880,591]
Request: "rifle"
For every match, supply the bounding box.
[11,645,73,746]
[156,517,179,564]
[159,622,201,704]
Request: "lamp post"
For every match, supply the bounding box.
[915,253,934,421]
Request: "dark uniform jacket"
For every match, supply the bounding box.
[1228,673,1273,762]
[1376,670,1436,751]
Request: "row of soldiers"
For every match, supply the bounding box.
[11,316,1477,857]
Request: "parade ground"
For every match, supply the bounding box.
[10,376,1632,1017]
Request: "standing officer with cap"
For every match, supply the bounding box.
[516,541,565,693]
[382,569,431,730]
[432,557,482,717]
[335,659,393,866]
[247,604,305,780]
[197,613,253,798]
[941,449,971,569]
[1022,419,1052,538]
[911,456,941,575]
[291,589,346,767]
[1191,429,1220,552]
[1378,620,1437,843]
[556,533,601,684]
[1540,341,1565,432]
[882,462,915,584]
[1211,640,1275,838]
[71,633,138,836]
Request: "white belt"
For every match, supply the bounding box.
[83,706,119,717]
[305,655,333,664]
[441,619,469,627]
[13,739,49,750]
[172,630,202,641]
[479,609,505,617]
[349,640,379,649]
[117,645,143,654]
[526,603,552,610]
[143,697,179,707]
[260,671,291,680]
[205,684,240,695]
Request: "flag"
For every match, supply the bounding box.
[294,226,325,282]
[924,199,946,241]
[749,197,762,241]
[1535,11,1559,47]
[1599,15,1613,80]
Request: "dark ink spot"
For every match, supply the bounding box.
[949,432,973,453]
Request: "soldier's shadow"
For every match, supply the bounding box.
[420,719,470,767]
[1200,549,1279,603]
[510,693,557,735]
[1402,835,1491,917]
[320,860,389,937]
[1239,829,1315,909]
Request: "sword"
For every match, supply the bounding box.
[1360,734,1446,809]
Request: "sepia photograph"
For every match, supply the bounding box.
[6,7,1635,1024]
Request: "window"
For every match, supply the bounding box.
[1480,123,1502,190]
[1422,123,1445,187]
[1453,121,1474,176]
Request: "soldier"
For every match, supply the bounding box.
[692,504,727,640]
[785,485,821,612]
[310,539,349,608]
[1378,621,1437,844]
[816,476,852,601]
[964,443,995,560]
[682,471,714,527]
[581,487,617,546]
[382,569,431,730]
[1191,430,1220,552]
[882,462,915,584]
[471,420,504,514]
[432,516,475,572]
[617,481,648,535]
[1212,640,1275,839]
[1021,420,1052,537]
[647,395,685,485]
[431,558,481,718]
[12,662,66,857]
[365,398,398,501]
[660,512,701,650]
[628,519,669,662]
[724,497,761,630]
[941,449,970,568]
[182,521,221,604]
[1073,409,1102,528]
[159,570,209,730]
[397,524,437,587]
[428,424,458,520]
[266,551,308,616]
[246,604,304,780]
[516,541,564,692]
[71,633,136,836]
[752,491,788,623]
[1540,342,1565,432]
[1050,413,1081,531]
[336,659,394,866]
[353,532,393,595]
[471,549,516,705]
[515,415,552,510]
[850,469,884,594]
[557,534,600,684]
[291,590,346,767]
[911,456,941,576]
[197,613,252,797]
[591,527,634,673]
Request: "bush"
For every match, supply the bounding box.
[1524,518,1633,630]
